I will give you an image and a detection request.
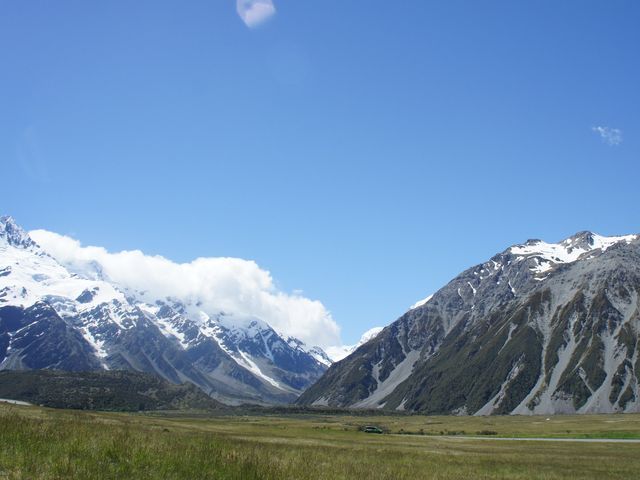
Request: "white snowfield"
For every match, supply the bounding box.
[410,294,433,310]
[325,327,384,362]
[0,240,125,314]
[510,233,638,275]
[0,233,127,365]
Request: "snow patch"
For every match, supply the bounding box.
[467,282,476,296]
[498,323,518,354]
[510,233,638,276]
[410,294,433,310]
[153,312,189,349]
[325,327,384,362]
[236,350,284,390]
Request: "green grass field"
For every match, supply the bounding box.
[1,403,639,479]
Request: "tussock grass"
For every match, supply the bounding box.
[1,404,639,479]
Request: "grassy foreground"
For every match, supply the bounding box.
[1,404,639,479]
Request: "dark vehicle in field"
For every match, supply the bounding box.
[362,426,383,434]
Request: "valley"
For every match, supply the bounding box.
[1,403,639,479]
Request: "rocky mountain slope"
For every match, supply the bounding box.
[0,216,328,405]
[298,232,640,415]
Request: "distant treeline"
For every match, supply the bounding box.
[0,370,225,412]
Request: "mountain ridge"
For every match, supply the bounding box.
[0,216,329,405]
[298,231,640,415]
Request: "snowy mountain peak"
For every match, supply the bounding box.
[0,216,37,250]
[509,231,638,275]
[325,327,384,362]
[1,216,329,405]
[523,238,543,246]
[359,327,384,344]
[562,230,596,248]
[410,294,433,310]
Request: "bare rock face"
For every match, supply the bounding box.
[298,232,640,415]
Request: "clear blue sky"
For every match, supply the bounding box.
[2,1,639,344]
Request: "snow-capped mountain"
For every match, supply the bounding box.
[0,216,328,405]
[298,231,640,415]
[409,295,433,310]
[325,327,383,362]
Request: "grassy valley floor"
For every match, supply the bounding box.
[1,403,639,479]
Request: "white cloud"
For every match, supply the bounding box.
[592,126,622,146]
[237,0,276,28]
[29,229,340,348]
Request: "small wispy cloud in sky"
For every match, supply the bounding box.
[17,126,50,183]
[237,0,276,28]
[592,126,622,146]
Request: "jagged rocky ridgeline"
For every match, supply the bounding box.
[298,231,640,415]
[0,216,330,405]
